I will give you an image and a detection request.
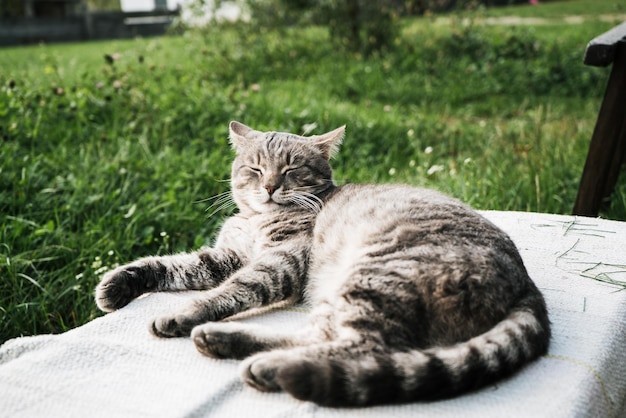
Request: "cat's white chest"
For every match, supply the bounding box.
[307,226,367,305]
[214,216,255,256]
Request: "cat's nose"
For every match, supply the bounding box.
[265,185,276,196]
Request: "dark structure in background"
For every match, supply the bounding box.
[573,22,626,217]
[22,0,84,17]
[0,0,178,46]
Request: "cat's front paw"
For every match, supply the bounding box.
[95,265,156,312]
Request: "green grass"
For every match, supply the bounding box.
[479,0,625,18]
[1,0,625,342]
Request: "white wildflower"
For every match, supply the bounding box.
[427,165,445,176]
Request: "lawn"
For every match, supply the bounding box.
[1,0,625,342]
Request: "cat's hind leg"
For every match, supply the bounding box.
[239,341,361,399]
[240,341,398,406]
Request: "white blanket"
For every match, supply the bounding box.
[1,211,625,418]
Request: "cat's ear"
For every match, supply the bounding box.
[229,121,262,150]
[310,125,345,160]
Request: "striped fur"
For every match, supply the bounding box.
[95,121,550,405]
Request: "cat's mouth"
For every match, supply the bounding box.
[252,190,290,211]
[265,192,285,205]
[260,195,283,209]
[267,197,286,207]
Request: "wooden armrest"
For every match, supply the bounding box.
[573,22,626,217]
[584,21,626,67]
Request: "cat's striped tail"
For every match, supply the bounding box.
[264,296,550,406]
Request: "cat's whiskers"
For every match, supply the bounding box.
[206,200,236,219]
[202,190,237,219]
[286,188,324,213]
[288,195,314,212]
[194,178,232,204]
[201,190,233,208]
[299,191,324,212]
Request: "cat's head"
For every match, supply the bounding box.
[228,121,344,214]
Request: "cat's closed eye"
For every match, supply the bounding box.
[243,166,263,175]
[282,166,300,176]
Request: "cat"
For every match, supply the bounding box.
[95,121,550,407]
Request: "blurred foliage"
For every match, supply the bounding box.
[87,0,122,11]
[1,0,25,17]
[188,0,399,55]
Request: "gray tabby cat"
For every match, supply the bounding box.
[95,121,550,406]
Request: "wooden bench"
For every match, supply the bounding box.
[573,22,626,217]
